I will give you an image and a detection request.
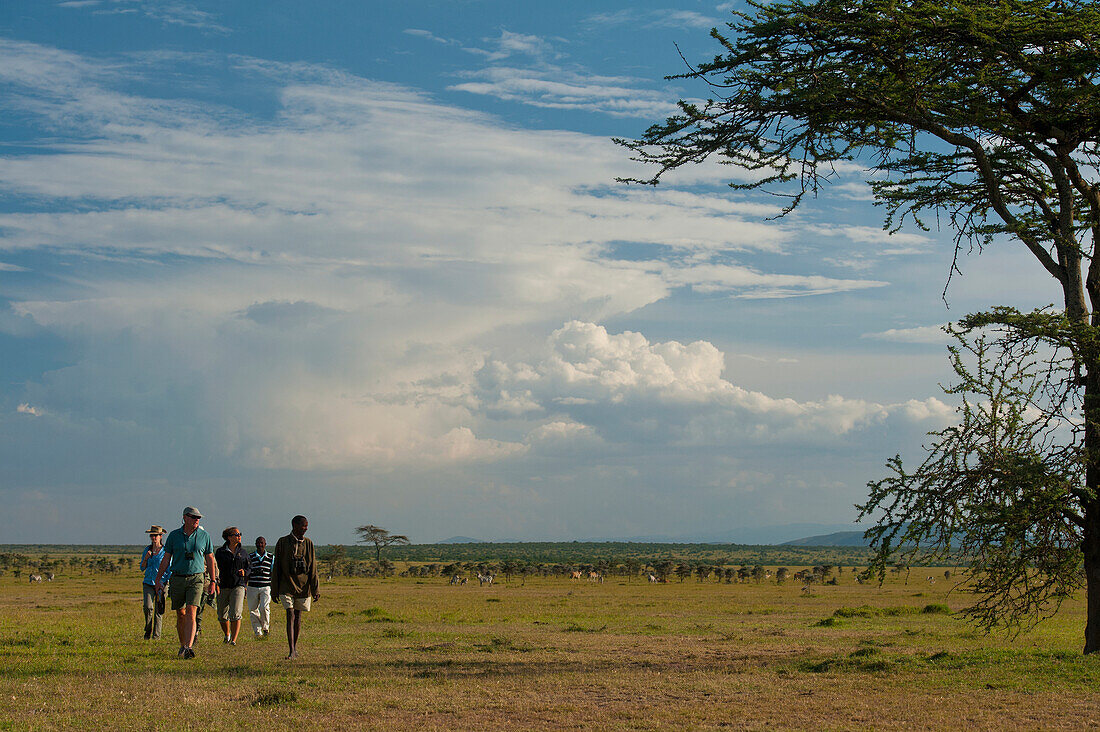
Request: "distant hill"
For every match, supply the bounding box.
[594,523,861,545]
[782,530,869,547]
[437,536,484,544]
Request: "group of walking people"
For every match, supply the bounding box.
[140,507,319,659]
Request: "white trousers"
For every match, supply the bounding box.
[246,585,271,634]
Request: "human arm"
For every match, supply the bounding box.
[205,551,216,595]
[139,546,150,571]
[154,550,171,591]
[270,540,282,598]
[308,540,320,601]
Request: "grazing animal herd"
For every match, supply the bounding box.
[18,561,959,592]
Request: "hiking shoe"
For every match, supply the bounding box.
[177,647,185,657]
[262,629,269,637]
[183,647,195,659]
[229,640,236,646]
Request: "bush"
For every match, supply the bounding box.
[251,690,297,708]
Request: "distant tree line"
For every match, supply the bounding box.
[360,541,874,567]
[0,551,134,578]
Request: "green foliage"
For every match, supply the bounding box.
[618,0,1100,650]
[860,325,1084,633]
[618,0,1100,271]
[251,690,297,708]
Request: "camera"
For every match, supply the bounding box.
[184,552,194,560]
[294,558,307,574]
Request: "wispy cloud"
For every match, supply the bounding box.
[450,65,680,118]
[862,324,952,344]
[585,9,719,30]
[56,0,229,32]
[403,28,457,46]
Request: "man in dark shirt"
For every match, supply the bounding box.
[246,536,275,638]
[272,515,319,659]
[214,526,250,645]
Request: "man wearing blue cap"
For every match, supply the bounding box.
[155,506,216,659]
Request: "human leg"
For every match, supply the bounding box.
[246,586,262,636]
[180,605,198,649]
[258,586,271,633]
[228,587,245,643]
[142,585,156,639]
[284,607,297,657]
[152,589,165,639]
[217,588,231,641]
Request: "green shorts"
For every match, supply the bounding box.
[169,573,205,610]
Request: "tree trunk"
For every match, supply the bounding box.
[1084,370,1100,654]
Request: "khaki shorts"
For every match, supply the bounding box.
[217,586,246,622]
[279,594,311,612]
[169,573,205,610]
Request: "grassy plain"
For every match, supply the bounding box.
[3,568,1100,730]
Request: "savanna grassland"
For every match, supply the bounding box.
[3,562,1100,730]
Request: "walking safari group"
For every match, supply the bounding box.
[141,507,321,660]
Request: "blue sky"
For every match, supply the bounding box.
[0,1,1053,544]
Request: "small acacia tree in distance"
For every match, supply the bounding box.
[355,524,410,565]
[618,0,1100,653]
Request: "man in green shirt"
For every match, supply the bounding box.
[272,515,319,659]
[155,506,216,659]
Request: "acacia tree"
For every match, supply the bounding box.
[617,0,1100,651]
[354,524,410,565]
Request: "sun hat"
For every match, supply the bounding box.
[183,506,202,518]
[145,525,166,535]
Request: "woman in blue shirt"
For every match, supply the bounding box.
[139,525,168,640]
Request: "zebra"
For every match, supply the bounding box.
[29,574,42,583]
[477,573,494,586]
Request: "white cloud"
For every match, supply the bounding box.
[527,420,594,442]
[55,0,228,32]
[450,66,680,118]
[862,324,952,344]
[585,9,719,30]
[477,321,951,446]
[0,41,931,507]
[403,28,455,45]
[17,403,43,416]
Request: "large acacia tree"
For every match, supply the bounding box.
[617,0,1100,651]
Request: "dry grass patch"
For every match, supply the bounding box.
[2,569,1100,729]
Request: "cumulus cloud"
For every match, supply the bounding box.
[476,321,952,446]
[0,40,938,518]
[17,403,43,416]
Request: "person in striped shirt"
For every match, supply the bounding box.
[246,536,275,638]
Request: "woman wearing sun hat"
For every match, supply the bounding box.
[140,525,168,640]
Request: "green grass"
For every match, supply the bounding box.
[2,569,1099,729]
